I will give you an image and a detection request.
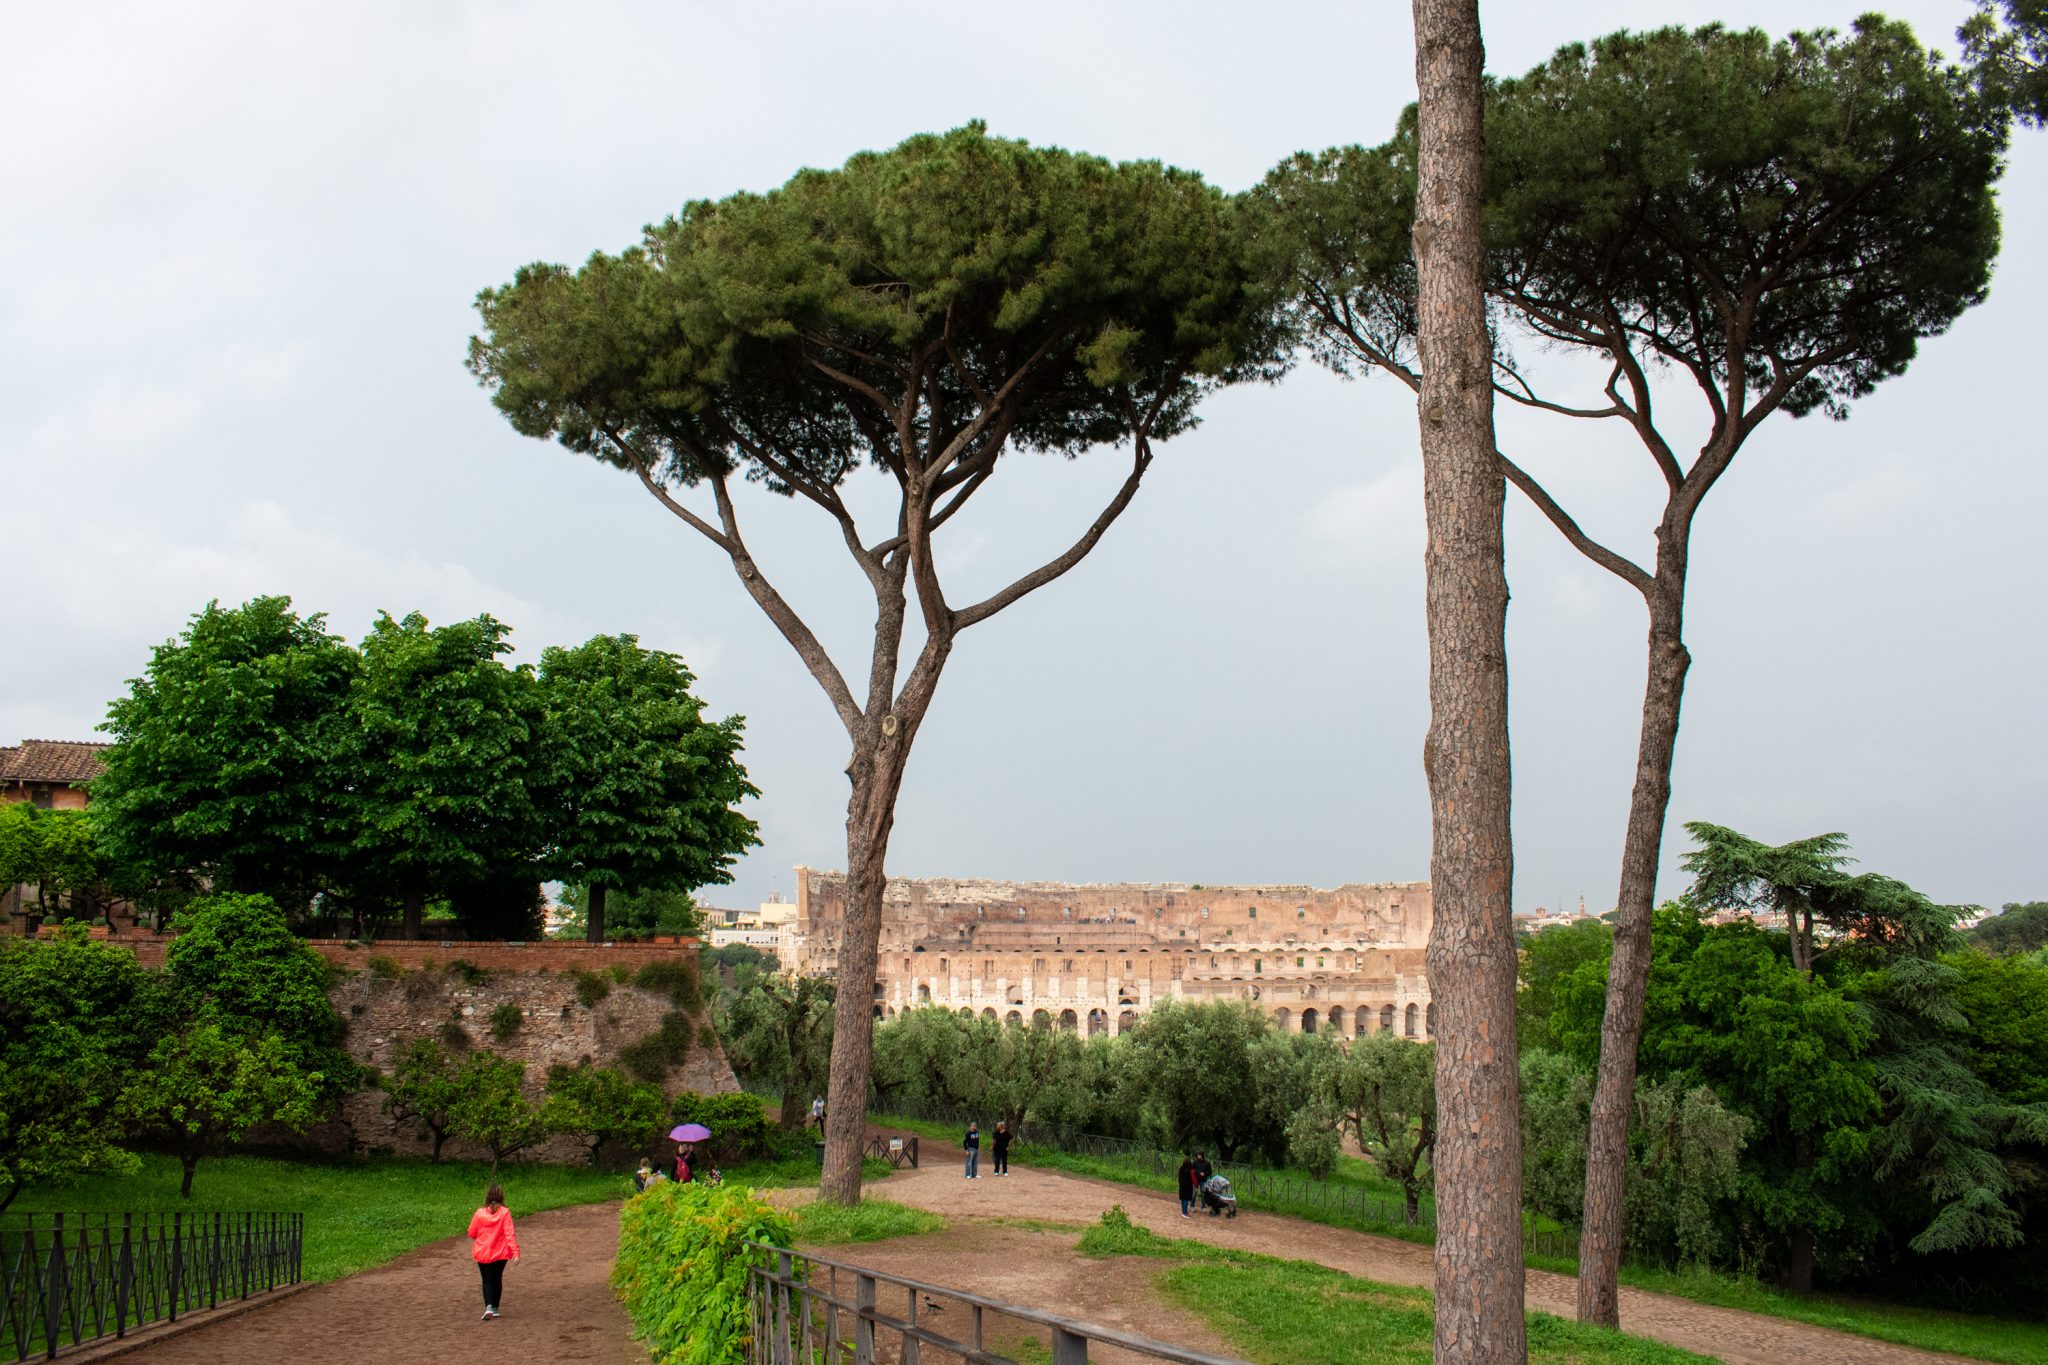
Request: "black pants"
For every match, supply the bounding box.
[993,1150,1009,1174]
[479,1258,507,1309]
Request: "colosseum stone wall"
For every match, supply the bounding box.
[788,868,1435,1039]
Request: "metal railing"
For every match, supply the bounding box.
[0,1211,303,1361]
[864,1136,919,1170]
[749,1244,1249,1365]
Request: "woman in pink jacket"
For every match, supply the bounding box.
[467,1184,521,1320]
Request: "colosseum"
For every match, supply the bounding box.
[786,868,1435,1039]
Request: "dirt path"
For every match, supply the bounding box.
[868,1142,1980,1365]
[123,1202,639,1363]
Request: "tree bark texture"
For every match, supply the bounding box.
[585,882,608,945]
[1575,559,1691,1325]
[402,886,424,941]
[1411,3,1526,1361]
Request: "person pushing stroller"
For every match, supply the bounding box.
[1200,1172,1238,1218]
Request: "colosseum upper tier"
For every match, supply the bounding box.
[788,868,1435,1039]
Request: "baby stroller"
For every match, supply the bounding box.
[1200,1173,1238,1218]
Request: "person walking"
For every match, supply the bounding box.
[810,1096,825,1129]
[1176,1153,1197,1218]
[1192,1151,1213,1193]
[991,1121,1012,1176]
[467,1183,520,1321]
[963,1122,981,1179]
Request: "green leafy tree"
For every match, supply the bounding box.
[1325,1031,1436,1223]
[719,971,835,1131]
[118,1022,321,1197]
[1948,949,2048,1105]
[382,1037,464,1160]
[93,597,361,910]
[1120,1002,1275,1161]
[1518,919,1612,1054]
[556,883,703,942]
[533,634,759,943]
[448,1051,547,1173]
[470,123,1283,1203]
[1968,902,2048,958]
[1964,0,2048,124]
[1257,19,2008,1324]
[0,926,151,1209]
[542,1063,667,1165]
[351,612,543,938]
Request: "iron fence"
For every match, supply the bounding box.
[749,1243,1250,1365]
[0,1211,303,1361]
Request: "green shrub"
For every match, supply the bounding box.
[609,964,633,984]
[447,958,491,987]
[670,1091,778,1163]
[440,1020,472,1052]
[573,970,612,1007]
[613,1180,794,1365]
[635,958,702,1009]
[620,1010,696,1083]
[367,956,403,980]
[488,1002,523,1043]
[794,1199,944,1244]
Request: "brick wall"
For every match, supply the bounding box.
[115,934,701,972]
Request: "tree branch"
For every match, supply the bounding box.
[1497,451,1655,598]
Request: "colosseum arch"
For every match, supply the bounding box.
[1032,1009,1052,1030]
[982,1007,998,1021]
[873,1003,884,1019]
[1087,1008,1108,1036]
[1327,1006,1345,1036]
[1058,1009,1079,1031]
[1404,1002,1419,1037]
[1272,1007,1293,1032]
[1426,1001,1437,1036]
[1380,1004,1395,1033]
[1005,1010,1023,1027]
[917,984,931,1005]
[1301,1008,1319,1035]
[1117,1010,1137,1033]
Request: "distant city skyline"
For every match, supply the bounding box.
[4,0,2041,921]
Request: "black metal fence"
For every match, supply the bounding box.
[749,1243,1250,1365]
[0,1211,303,1361]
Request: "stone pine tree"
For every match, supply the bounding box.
[1257,19,2006,1325]
[1409,2,1525,1359]
[469,124,1282,1203]
[1965,0,2048,124]
[532,634,759,942]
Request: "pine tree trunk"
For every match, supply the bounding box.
[818,734,917,1204]
[586,883,608,944]
[403,886,424,940]
[179,1153,199,1199]
[1576,587,1690,1326]
[1411,2,1525,1359]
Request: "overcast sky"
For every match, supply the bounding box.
[4,1,2041,916]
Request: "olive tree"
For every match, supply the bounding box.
[470,124,1281,1202]
[1256,19,2006,1323]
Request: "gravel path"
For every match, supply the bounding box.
[122,1201,638,1363]
[868,1142,1981,1365]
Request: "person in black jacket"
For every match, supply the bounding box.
[1176,1153,1197,1218]
[992,1121,1012,1176]
[963,1122,981,1179]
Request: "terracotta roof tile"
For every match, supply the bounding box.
[0,739,110,786]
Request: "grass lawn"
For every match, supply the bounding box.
[794,1198,946,1245]
[1613,1265,2048,1365]
[10,1153,627,1283]
[1078,1215,1708,1365]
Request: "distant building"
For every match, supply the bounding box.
[787,868,1434,1038]
[707,895,796,958]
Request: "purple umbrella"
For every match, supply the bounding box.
[669,1123,712,1142]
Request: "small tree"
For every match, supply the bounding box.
[471,124,1282,1201]
[1326,1031,1437,1224]
[719,971,835,1130]
[383,1038,464,1159]
[541,1063,666,1165]
[118,1023,321,1197]
[0,926,150,1210]
[533,634,758,943]
[449,1051,547,1173]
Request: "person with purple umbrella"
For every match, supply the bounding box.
[670,1121,713,1183]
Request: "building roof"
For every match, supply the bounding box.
[0,739,111,786]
